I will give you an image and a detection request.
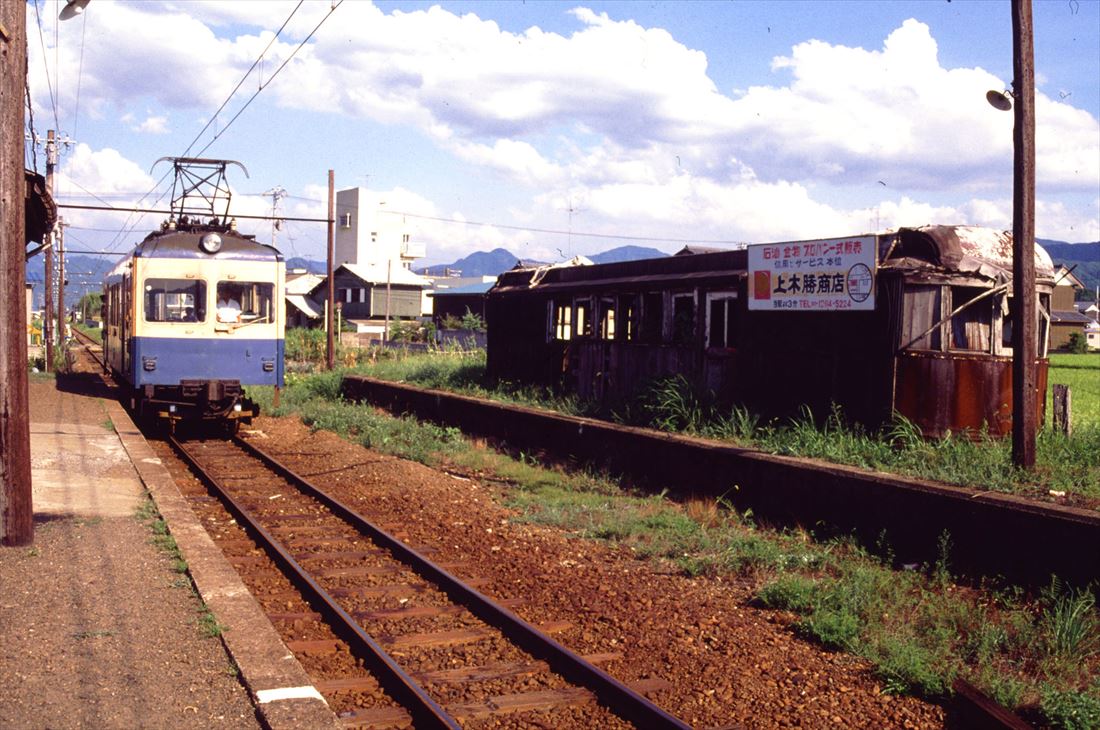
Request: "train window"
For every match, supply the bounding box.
[551,301,572,340]
[900,285,943,351]
[949,286,993,352]
[706,292,738,349]
[217,281,275,325]
[574,297,593,338]
[144,279,205,323]
[618,295,637,341]
[598,298,616,340]
[640,292,662,344]
[671,293,695,345]
[1002,294,1052,357]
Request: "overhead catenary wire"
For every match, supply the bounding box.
[89,1,341,254]
[191,0,345,159]
[179,0,305,159]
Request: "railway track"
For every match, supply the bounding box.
[58,334,1035,727]
[167,432,690,729]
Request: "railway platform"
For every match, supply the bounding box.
[0,371,338,729]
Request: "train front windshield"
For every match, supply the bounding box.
[216,281,275,324]
[145,279,206,322]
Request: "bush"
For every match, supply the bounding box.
[1066,332,1089,354]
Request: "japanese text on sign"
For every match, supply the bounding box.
[748,236,876,311]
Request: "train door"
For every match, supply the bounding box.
[121,272,132,378]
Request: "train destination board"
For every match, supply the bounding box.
[748,235,877,311]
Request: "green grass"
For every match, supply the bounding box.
[73,322,102,344]
[253,368,1100,724]
[333,350,1099,505]
[1048,353,1100,428]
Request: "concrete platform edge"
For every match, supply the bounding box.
[102,401,340,730]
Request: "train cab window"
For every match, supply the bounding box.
[217,281,275,325]
[144,278,205,323]
[706,292,738,349]
[949,286,993,352]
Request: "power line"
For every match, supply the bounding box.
[59,202,332,224]
[70,8,89,155]
[101,2,336,255]
[377,209,751,246]
[31,0,61,132]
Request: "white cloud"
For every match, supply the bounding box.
[30,4,1099,254]
[135,116,169,134]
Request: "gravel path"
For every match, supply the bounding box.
[0,375,261,730]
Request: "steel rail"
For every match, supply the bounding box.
[234,435,692,730]
[168,436,460,730]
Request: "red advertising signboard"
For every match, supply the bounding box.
[747,236,877,311]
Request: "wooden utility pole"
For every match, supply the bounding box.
[1011,0,1037,469]
[1,0,34,545]
[44,130,56,371]
[326,169,335,370]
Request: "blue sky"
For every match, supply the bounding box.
[26,0,1100,266]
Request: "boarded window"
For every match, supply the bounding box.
[640,292,662,344]
[672,293,695,345]
[900,284,942,351]
[950,286,992,352]
[706,292,738,349]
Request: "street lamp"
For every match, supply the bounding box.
[59,0,90,21]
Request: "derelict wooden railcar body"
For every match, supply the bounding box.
[486,225,1054,437]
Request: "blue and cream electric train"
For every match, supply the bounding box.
[103,217,285,431]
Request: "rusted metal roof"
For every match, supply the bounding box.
[886,225,1055,284]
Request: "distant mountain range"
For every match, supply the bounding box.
[32,239,1095,311]
[415,244,668,277]
[1039,239,1100,294]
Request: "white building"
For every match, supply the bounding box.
[335,188,426,270]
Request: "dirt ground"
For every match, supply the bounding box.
[242,414,946,729]
[0,376,261,730]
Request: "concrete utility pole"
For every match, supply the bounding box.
[264,185,287,248]
[1,0,34,545]
[44,130,56,371]
[326,170,335,370]
[57,217,67,361]
[1011,0,1037,469]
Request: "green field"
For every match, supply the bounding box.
[1047,353,1100,428]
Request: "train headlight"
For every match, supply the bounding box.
[199,233,223,254]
